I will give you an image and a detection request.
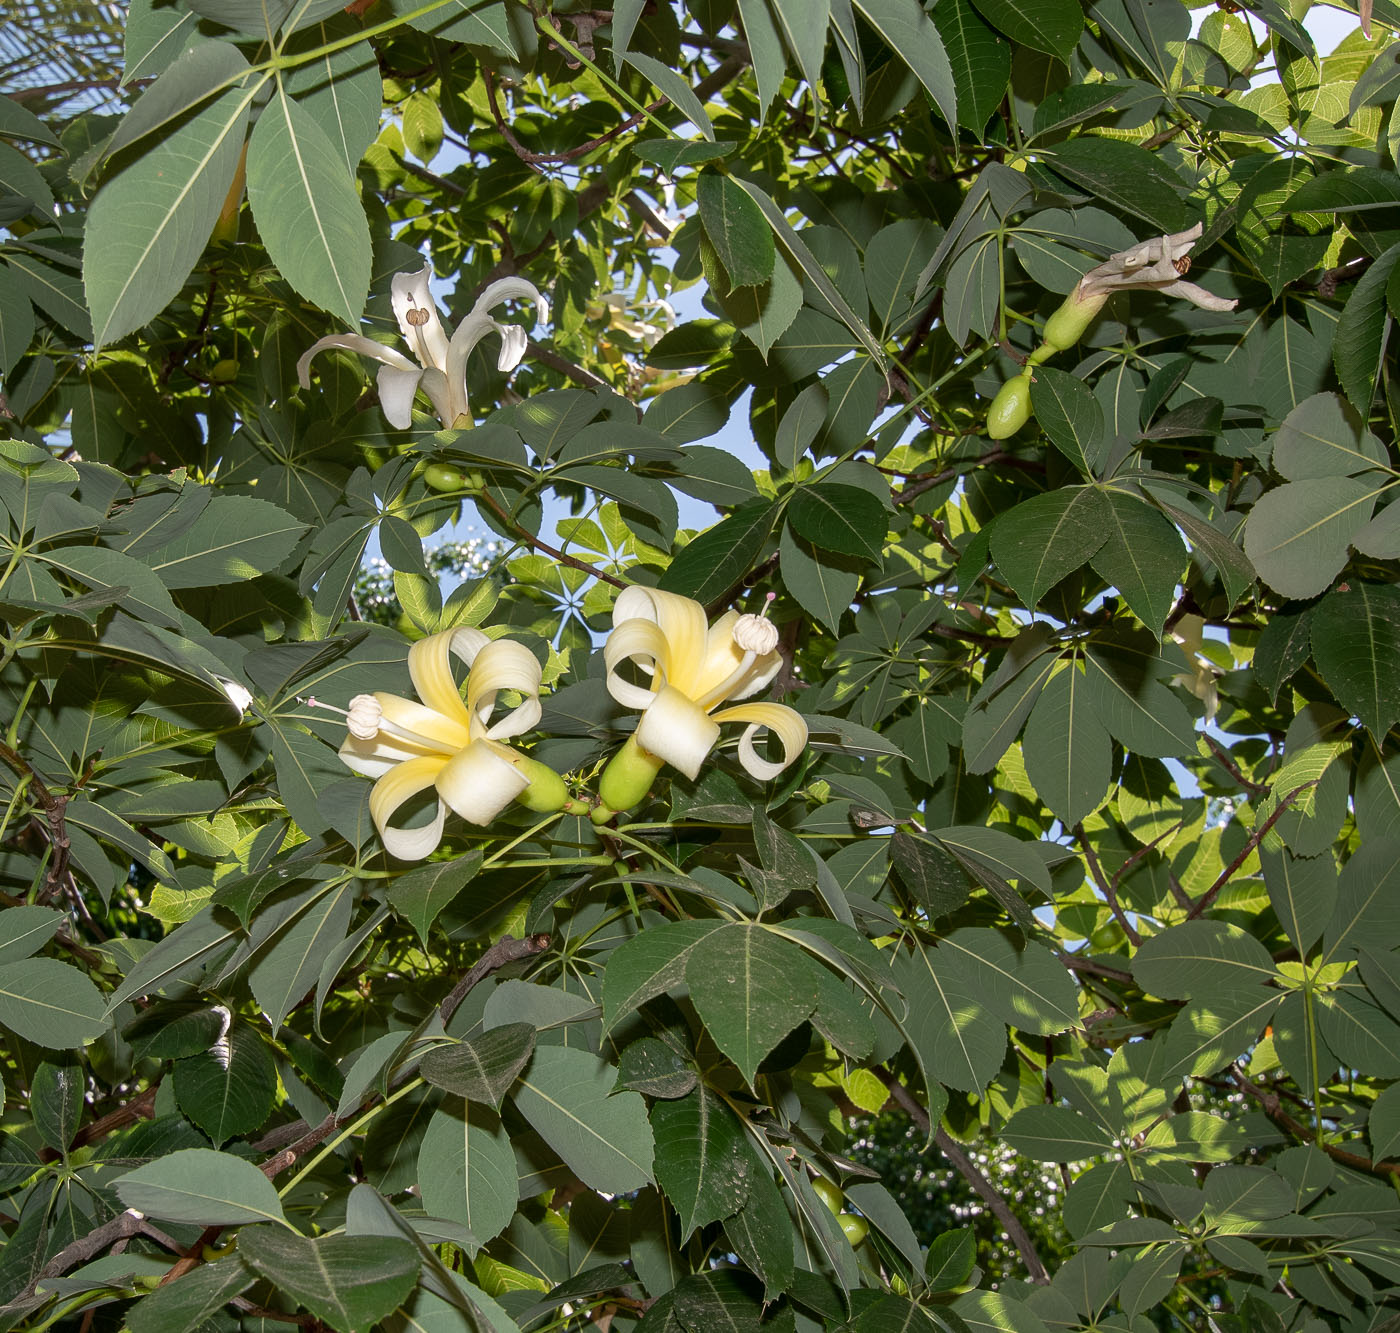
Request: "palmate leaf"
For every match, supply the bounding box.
[990,486,1112,607]
[417,1102,517,1255]
[652,1087,752,1237]
[1310,582,1400,742]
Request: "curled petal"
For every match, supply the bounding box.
[407,629,490,729]
[415,366,456,429]
[376,364,426,431]
[436,739,531,825]
[464,639,543,740]
[496,322,529,373]
[1157,279,1238,312]
[611,587,710,697]
[604,617,671,709]
[635,685,722,781]
[298,334,417,390]
[712,701,808,782]
[391,263,451,370]
[339,731,423,779]
[374,691,473,753]
[472,276,548,323]
[369,754,449,860]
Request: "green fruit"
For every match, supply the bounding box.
[838,1213,869,1246]
[1041,290,1107,352]
[812,1177,844,1216]
[424,464,466,492]
[986,374,1032,439]
[210,359,239,383]
[598,734,665,813]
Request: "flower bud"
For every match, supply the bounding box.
[511,756,570,813]
[1041,289,1108,352]
[598,734,666,814]
[986,374,1033,440]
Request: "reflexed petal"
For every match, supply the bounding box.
[407,629,488,729]
[612,588,709,696]
[1158,279,1238,312]
[604,617,671,708]
[712,701,808,781]
[416,366,455,428]
[635,686,722,781]
[472,276,546,322]
[391,263,450,369]
[496,322,528,373]
[436,739,530,824]
[298,334,417,389]
[339,731,425,779]
[374,691,472,753]
[376,364,426,430]
[369,754,449,860]
[464,638,543,740]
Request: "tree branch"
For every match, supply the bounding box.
[1074,822,1141,945]
[439,931,552,1025]
[877,1071,1051,1285]
[1186,782,1314,919]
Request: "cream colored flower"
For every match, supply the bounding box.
[604,588,807,782]
[337,627,544,858]
[297,265,547,430]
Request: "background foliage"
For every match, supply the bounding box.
[2,0,1400,1329]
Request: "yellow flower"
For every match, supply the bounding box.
[599,588,807,809]
[336,627,560,858]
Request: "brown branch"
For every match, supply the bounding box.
[526,339,612,392]
[1186,782,1315,919]
[894,448,1044,508]
[1056,951,1134,985]
[475,487,628,590]
[439,931,552,1025]
[0,739,71,903]
[1074,823,1141,946]
[877,1072,1051,1285]
[1202,734,1269,798]
[1230,1063,1399,1180]
[1318,255,1373,299]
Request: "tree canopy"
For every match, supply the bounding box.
[2,0,1400,1330]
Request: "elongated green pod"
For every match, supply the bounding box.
[512,757,571,813]
[986,373,1033,439]
[1041,288,1108,352]
[597,734,665,816]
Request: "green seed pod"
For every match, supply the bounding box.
[512,757,570,813]
[1041,289,1108,352]
[424,463,466,493]
[986,374,1032,439]
[598,735,665,814]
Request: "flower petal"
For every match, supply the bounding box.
[339,731,423,779]
[1157,279,1238,312]
[436,739,530,824]
[604,617,671,709]
[375,691,473,753]
[635,685,722,781]
[392,263,450,370]
[711,701,808,782]
[611,587,710,697]
[465,639,543,739]
[406,629,489,729]
[376,364,426,430]
[369,754,449,860]
[496,321,529,373]
[298,334,417,389]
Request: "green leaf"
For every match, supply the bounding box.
[717,249,803,359]
[659,499,775,604]
[1022,662,1113,828]
[420,1023,536,1108]
[1088,492,1186,634]
[85,80,254,347]
[724,1160,794,1300]
[969,0,1082,59]
[115,1147,289,1226]
[1261,846,1336,958]
[238,1226,421,1333]
[1043,138,1186,230]
[246,83,371,326]
[283,17,383,174]
[778,524,860,635]
[852,0,958,127]
[173,1018,278,1144]
[387,852,483,949]
[1242,476,1379,600]
[773,384,829,472]
[1272,392,1388,481]
[40,544,183,629]
[0,91,61,147]
[891,831,971,920]
[602,920,725,1032]
[990,486,1111,607]
[31,1061,84,1156]
[146,494,306,587]
[932,0,1011,132]
[1370,1081,1400,1163]
[771,0,831,94]
[1310,582,1400,742]
[1333,244,1400,412]
[1083,637,1197,757]
[125,1257,255,1333]
[512,1046,655,1193]
[0,261,34,377]
[1159,990,1282,1081]
[1003,1105,1114,1161]
[248,884,354,1035]
[890,941,1006,1093]
[653,1086,752,1236]
[1029,367,1104,474]
[0,958,108,1048]
[1325,840,1400,963]
[105,907,240,1011]
[1155,499,1255,610]
[698,171,775,289]
[625,52,716,140]
[787,482,888,561]
[1133,921,1276,999]
[685,924,822,1086]
[0,906,62,966]
[418,1103,517,1255]
[940,928,1080,1035]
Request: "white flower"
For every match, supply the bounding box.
[604,588,807,782]
[1076,223,1237,313]
[217,678,253,715]
[297,265,548,430]
[336,627,544,858]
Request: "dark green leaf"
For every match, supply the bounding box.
[420,1022,536,1107]
[787,483,888,561]
[1043,138,1186,229]
[652,1087,752,1236]
[659,499,775,603]
[990,486,1111,607]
